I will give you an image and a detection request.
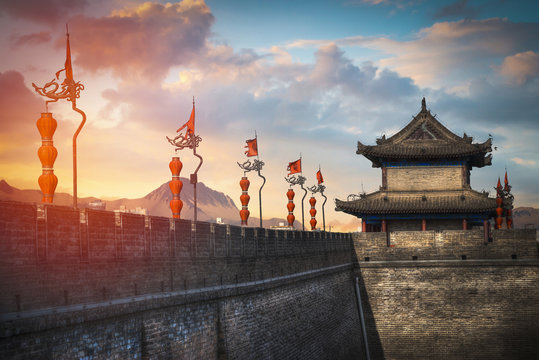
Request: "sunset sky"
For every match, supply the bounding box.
[1,0,538,231]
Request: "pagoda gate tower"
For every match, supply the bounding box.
[336,98,497,233]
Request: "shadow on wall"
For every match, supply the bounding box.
[352,252,386,360]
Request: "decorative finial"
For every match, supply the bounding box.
[421,97,426,111]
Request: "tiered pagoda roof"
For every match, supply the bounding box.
[336,189,497,216]
[357,98,492,168]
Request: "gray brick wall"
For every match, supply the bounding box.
[386,166,464,191]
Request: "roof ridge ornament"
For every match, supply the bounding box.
[421,97,427,112]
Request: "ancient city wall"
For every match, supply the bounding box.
[353,229,539,359]
[0,200,361,359]
[1,199,538,359]
[354,228,537,261]
[386,166,464,191]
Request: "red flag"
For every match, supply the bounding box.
[56,27,74,82]
[177,102,195,138]
[245,138,258,157]
[287,159,301,175]
[316,170,324,184]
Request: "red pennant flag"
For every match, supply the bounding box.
[287,159,301,175]
[56,27,74,82]
[245,138,258,157]
[177,102,195,138]
[316,170,324,184]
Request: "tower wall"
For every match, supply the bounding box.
[386,165,465,191]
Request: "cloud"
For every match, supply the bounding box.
[10,32,52,47]
[512,157,537,167]
[433,0,479,20]
[495,51,539,85]
[66,0,214,81]
[0,71,43,133]
[345,0,416,8]
[374,18,539,88]
[0,0,88,24]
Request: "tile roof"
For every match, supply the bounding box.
[357,98,492,168]
[335,189,497,216]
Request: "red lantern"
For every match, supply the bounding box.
[286,188,295,228]
[240,176,250,225]
[169,157,183,219]
[37,112,57,139]
[169,156,183,176]
[287,213,295,227]
[240,209,250,224]
[240,177,250,192]
[506,209,513,229]
[309,196,317,230]
[36,112,58,203]
[495,177,503,229]
[286,189,295,201]
[287,202,295,213]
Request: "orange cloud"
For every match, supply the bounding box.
[10,32,52,47]
[0,71,43,133]
[67,1,214,82]
[495,51,539,85]
[0,0,87,24]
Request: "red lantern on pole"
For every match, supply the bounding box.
[309,196,317,230]
[286,188,295,228]
[240,176,250,225]
[169,157,183,219]
[495,177,503,229]
[37,112,58,203]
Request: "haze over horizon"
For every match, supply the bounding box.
[1,0,538,232]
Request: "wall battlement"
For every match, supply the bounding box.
[1,200,538,359]
[353,229,537,262]
[0,200,352,314]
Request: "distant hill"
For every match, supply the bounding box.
[513,207,539,229]
[0,179,294,228]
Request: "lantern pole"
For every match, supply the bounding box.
[308,183,326,231]
[255,132,266,228]
[191,138,203,222]
[166,97,202,222]
[238,131,265,227]
[237,159,264,225]
[285,174,306,231]
[321,187,327,231]
[32,24,86,208]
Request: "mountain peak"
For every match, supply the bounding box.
[0,179,14,194]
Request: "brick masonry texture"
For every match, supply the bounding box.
[0,201,358,359]
[1,200,538,359]
[356,262,539,360]
[386,166,464,191]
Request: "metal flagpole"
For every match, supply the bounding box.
[299,154,307,231]
[255,132,266,228]
[308,165,326,231]
[166,97,203,222]
[321,189,327,231]
[32,24,86,208]
[191,97,203,222]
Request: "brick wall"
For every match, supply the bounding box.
[1,200,538,359]
[386,166,464,191]
[354,228,537,261]
[0,200,352,313]
[356,262,539,359]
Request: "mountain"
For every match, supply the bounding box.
[0,179,101,206]
[105,178,240,223]
[0,179,294,227]
[512,207,539,229]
